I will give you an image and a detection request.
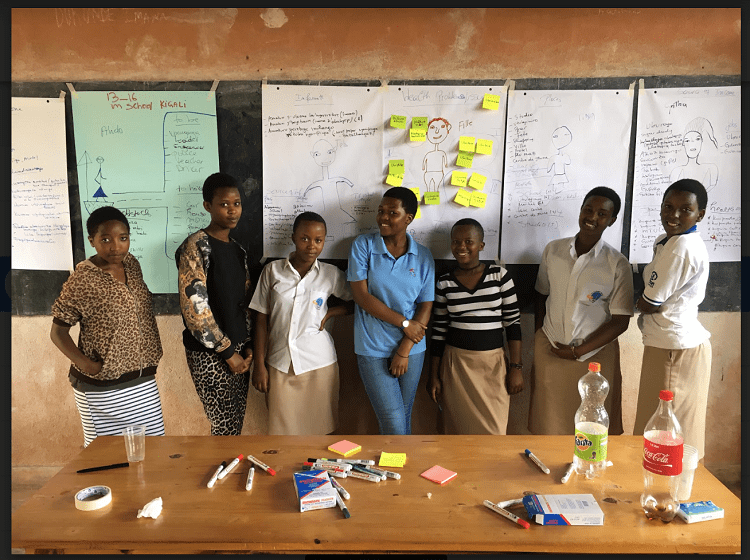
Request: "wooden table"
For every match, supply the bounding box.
[11,435,741,554]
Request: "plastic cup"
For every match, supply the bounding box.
[123,425,146,462]
[675,445,698,501]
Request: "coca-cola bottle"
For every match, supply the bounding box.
[640,390,684,522]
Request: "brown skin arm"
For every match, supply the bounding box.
[551,314,631,361]
[50,322,102,376]
[636,296,660,315]
[390,301,432,377]
[350,279,428,343]
[505,338,524,394]
[251,312,269,392]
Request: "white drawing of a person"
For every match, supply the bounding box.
[547,125,572,193]
[669,117,719,191]
[423,117,452,193]
[302,138,356,237]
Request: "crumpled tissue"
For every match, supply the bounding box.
[137,496,163,519]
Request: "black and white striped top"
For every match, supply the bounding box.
[430,264,522,357]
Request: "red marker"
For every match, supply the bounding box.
[218,454,243,480]
[247,454,276,476]
[304,461,348,473]
[484,500,530,529]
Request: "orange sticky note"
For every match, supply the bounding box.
[420,465,457,485]
[328,440,361,457]
[453,189,471,207]
[470,191,487,208]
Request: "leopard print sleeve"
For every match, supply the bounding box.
[51,266,87,327]
[176,233,233,357]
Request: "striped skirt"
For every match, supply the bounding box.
[72,377,165,447]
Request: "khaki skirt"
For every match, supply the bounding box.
[528,328,624,436]
[440,345,509,435]
[267,362,339,435]
[632,341,711,459]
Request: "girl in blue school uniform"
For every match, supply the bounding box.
[347,187,435,435]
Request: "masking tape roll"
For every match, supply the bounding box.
[75,485,112,511]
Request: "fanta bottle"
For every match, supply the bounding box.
[573,362,609,479]
[640,390,683,523]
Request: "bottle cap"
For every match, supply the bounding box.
[659,390,674,401]
[588,362,601,373]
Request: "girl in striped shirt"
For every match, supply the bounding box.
[428,218,523,434]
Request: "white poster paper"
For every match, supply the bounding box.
[631,86,741,263]
[261,84,384,259]
[501,89,633,264]
[11,97,74,271]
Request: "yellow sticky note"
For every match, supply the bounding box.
[476,139,493,155]
[468,173,487,190]
[483,93,500,110]
[459,136,476,152]
[389,159,405,175]
[408,187,421,201]
[453,189,471,207]
[390,115,407,129]
[456,151,474,168]
[451,171,468,188]
[385,174,404,187]
[379,452,407,468]
[410,128,427,142]
[424,192,440,205]
[412,117,428,130]
[470,191,487,208]
[414,205,422,219]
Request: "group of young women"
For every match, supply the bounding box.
[51,174,712,460]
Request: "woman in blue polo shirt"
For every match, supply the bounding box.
[348,187,435,435]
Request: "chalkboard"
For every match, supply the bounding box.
[10,76,740,315]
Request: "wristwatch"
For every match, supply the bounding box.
[402,319,410,329]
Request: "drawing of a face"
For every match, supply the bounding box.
[427,118,451,145]
[551,126,572,150]
[311,139,337,167]
[683,131,703,159]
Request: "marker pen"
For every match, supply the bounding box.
[334,486,351,518]
[302,464,349,479]
[314,457,375,466]
[246,467,255,491]
[524,449,550,474]
[330,477,350,500]
[483,500,530,529]
[497,497,524,509]
[207,461,227,488]
[368,466,401,480]
[247,454,277,476]
[218,454,244,480]
[305,460,351,472]
[352,464,386,480]
[561,462,575,483]
[346,469,381,483]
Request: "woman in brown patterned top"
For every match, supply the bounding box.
[51,206,165,447]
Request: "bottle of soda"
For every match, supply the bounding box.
[573,362,609,479]
[640,389,683,523]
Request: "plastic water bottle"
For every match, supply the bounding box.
[573,362,609,479]
[641,389,683,523]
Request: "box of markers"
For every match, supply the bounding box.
[293,469,337,513]
[677,501,724,523]
[523,494,604,526]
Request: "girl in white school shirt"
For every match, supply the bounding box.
[250,212,353,435]
[633,179,712,460]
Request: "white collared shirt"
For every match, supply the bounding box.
[249,256,352,375]
[536,235,634,361]
[638,231,710,349]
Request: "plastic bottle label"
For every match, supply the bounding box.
[574,429,607,463]
[643,438,683,476]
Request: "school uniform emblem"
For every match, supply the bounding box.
[587,290,603,303]
[313,297,324,310]
[648,271,658,288]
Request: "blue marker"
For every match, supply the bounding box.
[525,449,550,474]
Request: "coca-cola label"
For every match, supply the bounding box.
[643,438,683,476]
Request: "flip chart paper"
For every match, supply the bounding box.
[12,97,74,271]
[70,90,221,292]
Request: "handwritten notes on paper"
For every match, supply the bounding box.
[70,91,221,292]
[263,85,384,259]
[12,98,73,271]
[631,86,740,263]
[501,89,632,264]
